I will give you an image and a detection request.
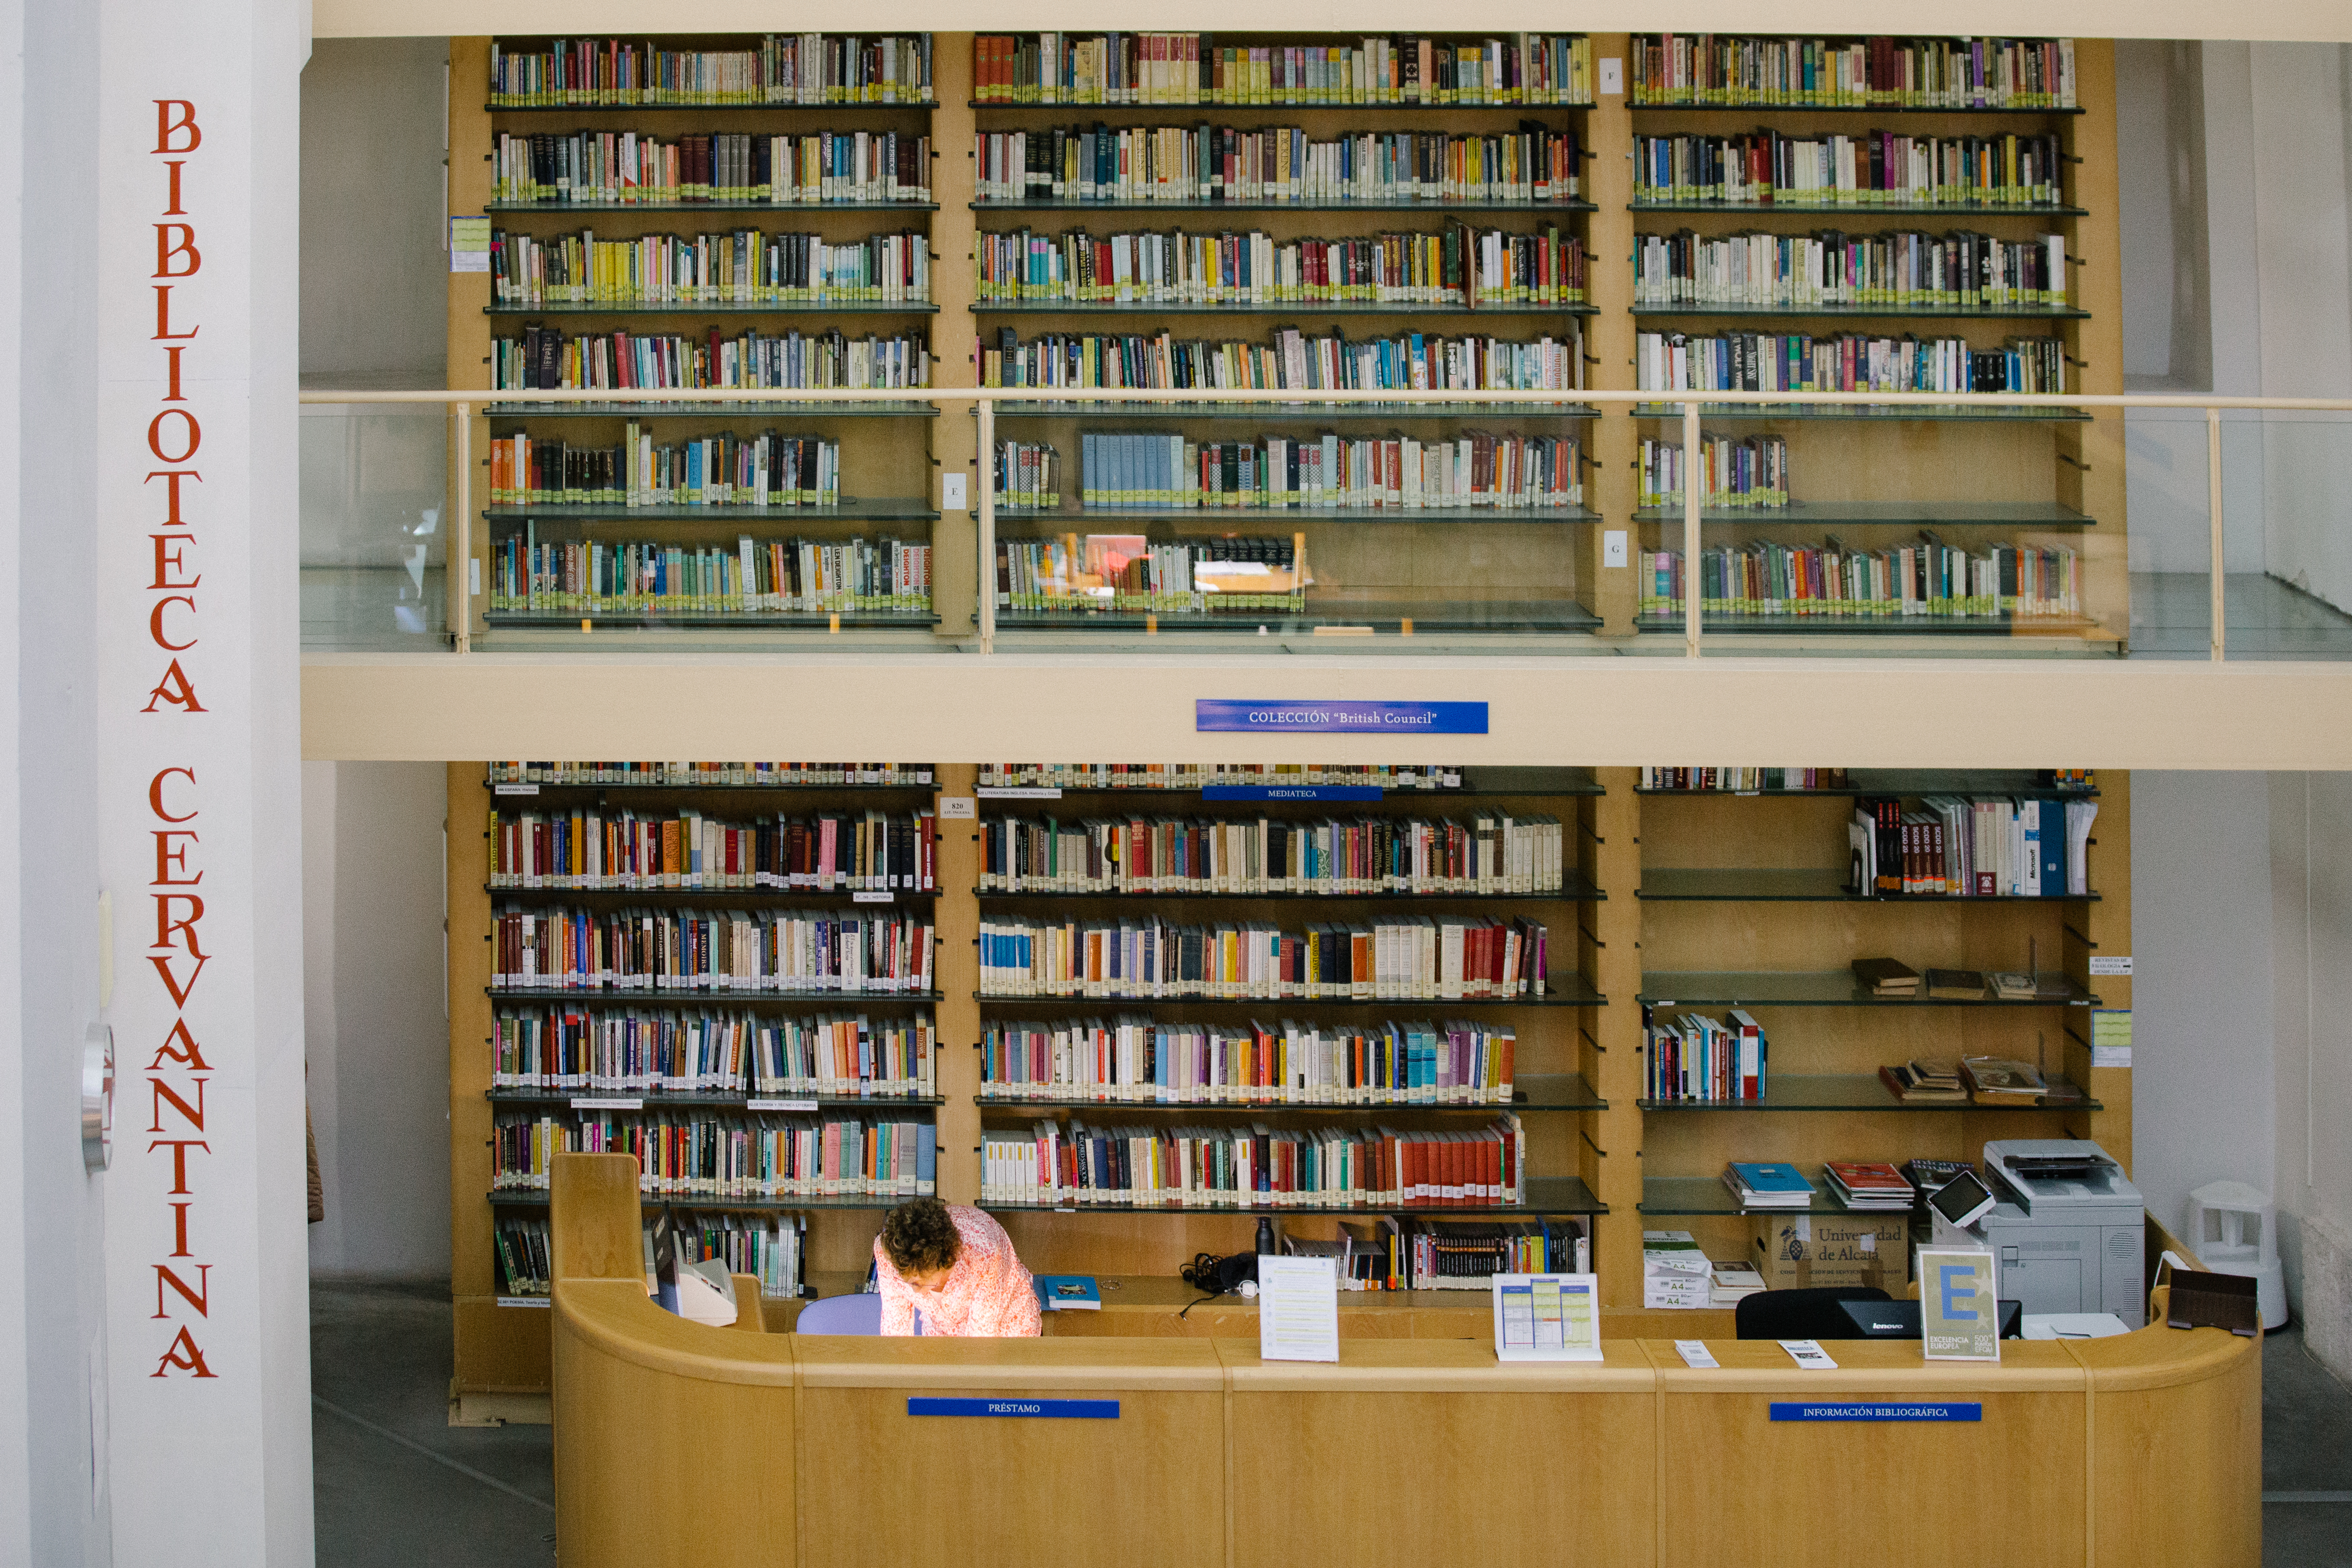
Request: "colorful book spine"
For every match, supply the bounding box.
[975,225,1583,306]
[975,912,1549,1000]
[492,129,932,206]
[1638,538,2080,621]
[978,1015,1515,1105]
[974,124,1583,205]
[492,1110,937,1199]
[491,1005,936,1097]
[489,34,934,108]
[1634,228,2067,309]
[489,905,937,994]
[981,325,1582,392]
[1629,35,2075,110]
[972,32,1591,106]
[979,812,1562,893]
[492,228,930,306]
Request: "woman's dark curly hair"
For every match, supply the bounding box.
[880,1197,960,1275]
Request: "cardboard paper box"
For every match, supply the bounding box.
[1752,1213,1910,1292]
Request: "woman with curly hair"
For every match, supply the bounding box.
[872,1197,1041,1337]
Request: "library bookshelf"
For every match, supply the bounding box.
[447,762,2128,1397]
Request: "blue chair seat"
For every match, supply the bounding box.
[795,1293,883,1335]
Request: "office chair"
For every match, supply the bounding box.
[1734,1285,1893,1340]
[794,1293,884,1334]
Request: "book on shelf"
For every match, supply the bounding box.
[979,1015,1516,1106]
[1710,1258,1765,1306]
[1877,1060,1967,1103]
[973,32,1593,107]
[1636,328,2065,398]
[1643,1006,1766,1101]
[1639,767,1849,791]
[491,128,933,205]
[1845,792,2095,897]
[1057,430,1582,513]
[981,323,1584,394]
[490,762,932,786]
[490,904,936,995]
[493,1109,936,1200]
[1989,970,2035,999]
[495,1216,554,1297]
[492,427,849,508]
[990,439,1064,511]
[976,912,1549,1000]
[1032,1274,1103,1311]
[493,324,932,393]
[1640,535,2081,625]
[488,34,935,108]
[1634,129,2068,210]
[1823,1160,1915,1210]
[1628,35,2077,112]
[975,123,1585,206]
[978,763,1464,791]
[1639,432,1788,511]
[1392,1216,1587,1290]
[996,534,1305,617]
[1635,228,2068,311]
[1925,968,1988,999]
[980,1114,1526,1209]
[1959,1054,2048,1103]
[1903,1158,1976,1206]
[490,806,937,892]
[491,227,931,307]
[1722,1160,1818,1210]
[1851,956,1919,996]
[979,810,1564,894]
[1642,1229,1709,1307]
[491,1005,938,1099]
[490,533,932,619]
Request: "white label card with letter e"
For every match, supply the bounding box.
[1920,1248,2001,1361]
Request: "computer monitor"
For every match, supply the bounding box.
[1837,1298,2024,1340]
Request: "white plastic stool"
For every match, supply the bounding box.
[2185,1181,2287,1330]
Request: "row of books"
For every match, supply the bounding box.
[488,35,935,107]
[1056,432,1585,512]
[488,807,936,892]
[1638,539,2082,621]
[990,440,1063,510]
[491,1005,938,1097]
[489,906,937,994]
[974,224,1586,308]
[495,1215,556,1296]
[493,1111,938,1199]
[981,326,1585,393]
[495,326,931,392]
[979,1115,1527,1208]
[975,913,1552,1001]
[973,32,1594,107]
[1627,34,2078,110]
[1642,1231,1762,1308]
[996,536,1304,617]
[978,811,1566,895]
[491,130,933,207]
[490,429,843,508]
[487,534,933,618]
[490,762,931,785]
[977,764,1464,790]
[489,228,931,307]
[1644,1009,1767,1102]
[1638,767,1851,790]
[1638,433,1790,511]
[1722,1159,1934,1212]
[974,125,1585,207]
[1632,228,2068,311]
[1391,1217,1590,1289]
[1852,793,2096,897]
[1637,330,2065,395]
[1880,1055,2081,1103]
[1634,129,2069,209]
[977,1015,1517,1105]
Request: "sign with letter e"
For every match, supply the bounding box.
[1919,1247,2000,1362]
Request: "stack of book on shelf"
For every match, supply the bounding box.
[1849,795,2098,898]
[1878,1058,1966,1104]
[1710,1259,1765,1308]
[1926,968,1988,999]
[1722,1160,1817,1211]
[1639,767,1848,791]
[1393,1217,1588,1290]
[1642,1230,1710,1308]
[493,1111,938,1200]
[1851,957,1919,998]
[1960,1054,2080,1105]
[1643,1007,1766,1101]
[1824,1160,1915,1211]
[979,1016,1515,1105]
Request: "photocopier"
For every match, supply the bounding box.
[1977,1140,2146,1327]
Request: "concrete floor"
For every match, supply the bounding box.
[312,1280,2352,1565]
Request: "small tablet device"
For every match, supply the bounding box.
[1928,1168,1997,1230]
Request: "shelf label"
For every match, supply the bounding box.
[908,1398,1119,1420]
[1195,700,1488,735]
[450,215,491,272]
[494,783,539,796]
[939,796,977,819]
[978,786,1063,799]
[2089,955,2132,976]
[746,1099,819,1112]
[1771,1402,1982,1422]
[852,890,893,904]
[572,1096,643,1111]
[1202,784,1384,801]
[496,1296,553,1310]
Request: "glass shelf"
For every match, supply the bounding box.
[486,1089,945,1109]
[993,504,1601,525]
[487,301,938,315]
[1636,1074,2097,1113]
[485,500,939,524]
[982,401,1601,421]
[974,878,1603,903]
[488,1191,903,1211]
[487,400,937,419]
[1637,868,2094,903]
[485,200,941,213]
[489,986,947,1005]
[487,100,941,113]
[973,300,1597,316]
[1634,770,2096,799]
[484,884,938,902]
[1629,201,2088,217]
[975,766,1603,799]
[1629,101,2085,116]
[1631,402,2087,423]
[978,976,1607,1008]
[485,611,941,630]
[981,1174,1606,1216]
[976,1072,1605,1113]
[992,598,1601,634]
[974,197,1599,213]
[1638,971,2097,1007]
[1632,613,2099,636]
[1632,303,2090,319]
[1628,500,2092,528]
[1639,1171,1854,1217]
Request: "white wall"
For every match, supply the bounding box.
[299,37,447,380]
[2269,773,2352,1381]
[304,763,450,1279]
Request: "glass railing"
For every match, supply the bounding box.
[295,385,2352,660]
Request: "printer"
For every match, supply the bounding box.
[1979,1140,2146,1327]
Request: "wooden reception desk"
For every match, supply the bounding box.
[547,1158,2258,1568]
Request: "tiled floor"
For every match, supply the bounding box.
[2265,1326,2352,1567]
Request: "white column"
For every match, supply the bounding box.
[96,0,310,1563]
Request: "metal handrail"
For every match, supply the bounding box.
[305,385,2352,660]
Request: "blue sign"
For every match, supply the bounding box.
[1195,700,1489,735]
[1201,785,1383,801]
[1769,1402,1982,1423]
[906,1397,1121,1420]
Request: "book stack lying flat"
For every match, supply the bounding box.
[1960,1055,2047,1104]
[1878,1059,1967,1103]
[1643,1229,1711,1308]
[1825,1160,1915,1211]
[1904,1159,1975,1208]
[1925,968,1988,999]
[1851,957,1919,998]
[1722,1161,1817,1211]
[1989,970,2035,999]
[1709,1259,1765,1308]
